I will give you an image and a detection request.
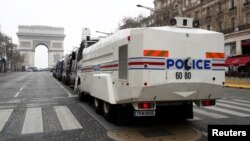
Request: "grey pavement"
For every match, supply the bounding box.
[0,72,111,141]
[0,72,250,141]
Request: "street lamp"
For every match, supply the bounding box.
[96,31,112,36]
[136,4,155,12]
[136,4,158,26]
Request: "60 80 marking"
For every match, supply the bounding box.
[176,72,191,80]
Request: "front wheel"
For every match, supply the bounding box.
[77,85,86,101]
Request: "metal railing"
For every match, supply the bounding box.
[221,28,235,34]
[238,23,250,31]
[244,1,250,6]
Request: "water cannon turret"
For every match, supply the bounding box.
[81,28,91,42]
[170,17,199,28]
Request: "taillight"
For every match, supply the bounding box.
[201,100,215,106]
[127,36,131,41]
[138,102,154,109]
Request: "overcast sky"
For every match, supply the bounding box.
[0,0,153,49]
[0,0,153,67]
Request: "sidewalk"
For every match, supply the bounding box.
[0,71,14,78]
[225,77,250,89]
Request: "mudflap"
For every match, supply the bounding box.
[114,105,134,125]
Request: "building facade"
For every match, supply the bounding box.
[153,0,250,57]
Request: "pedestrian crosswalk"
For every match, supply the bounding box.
[0,106,83,135]
[0,109,13,132]
[193,98,250,120]
[22,107,43,134]
[219,99,250,107]
[216,103,250,112]
[193,108,229,119]
[233,99,250,104]
[54,106,82,130]
[0,98,250,135]
[205,106,250,117]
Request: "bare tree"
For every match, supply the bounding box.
[118,0,185,29]
[0,32,10,72]
[119,16,141,29]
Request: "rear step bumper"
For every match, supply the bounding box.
[133,82,224,102]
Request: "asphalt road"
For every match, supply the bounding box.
[0,72,250,141]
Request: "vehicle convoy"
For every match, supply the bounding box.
[54,58,65,81]
[75,17,225,124]
[62,52,77,85]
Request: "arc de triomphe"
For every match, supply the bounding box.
[17,25,65,68]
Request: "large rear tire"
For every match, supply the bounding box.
[94,98,103,114]
[103,102,117,123]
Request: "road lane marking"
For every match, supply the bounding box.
[233,99,250,104]
[202,131,208,137]
[14,85,26,98]
[26,102,58,108]
[54,106,82,130]
[205,106,250,117]
[0,105,15,109]
[193,108,228,118]
[53,78,74,97]
[229,96,246,99]
[216,103,250,112]
[22,107,43,134]
[218,100,250,108]
[192,116,202,120]
[14,92,20,98]
[0,99,21,104]
[0,109,13,132]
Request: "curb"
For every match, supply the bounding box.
[225,78,250,90]
[107,125,202,141]
[0,72,15,78]
[225,84,250,90]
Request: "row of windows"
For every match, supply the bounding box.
[198,1,249,18]
[156,0,250,18]
[155,0,250,11]
[205,12,250,31]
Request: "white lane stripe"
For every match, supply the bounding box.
[205,106,250,117]
[22,107,43,134]
[216,103,250,112]
[0,105,15,109]
[14,85,26,98]
[0,109,13,132]
[193,116,202,120]
[202,131,208,137]
[233,99,250,104]
[54,106,82,130]
[14,92,20,98]
[194,108,228,118]
[219,100,250,108]
[53,78,73,97]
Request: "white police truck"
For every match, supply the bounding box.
[76,17,225,124]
